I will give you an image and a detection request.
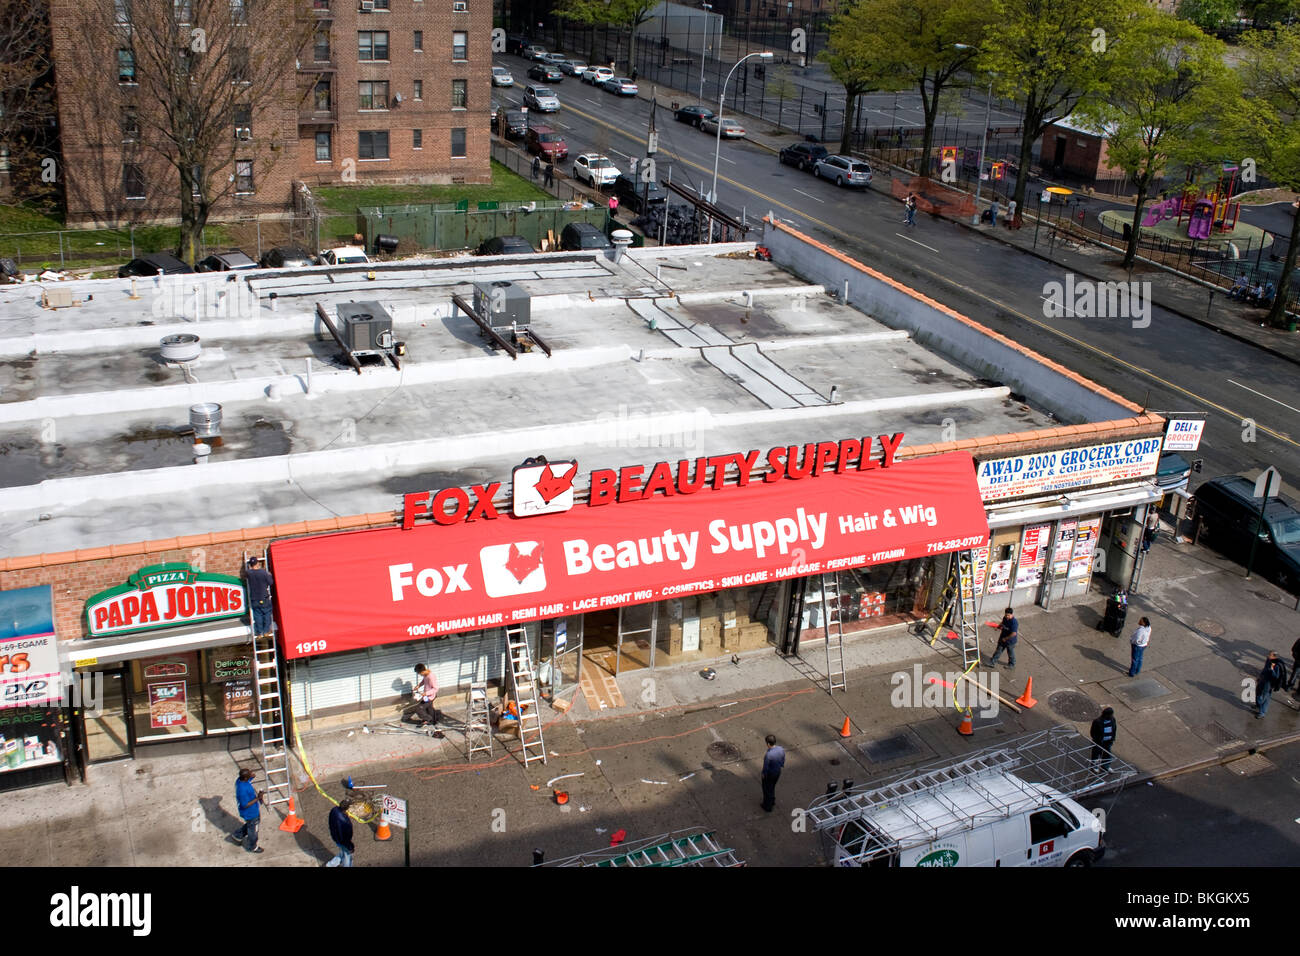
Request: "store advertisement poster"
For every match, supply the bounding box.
[1069,518,1101,579]
[222,680,255,721]
[986,561,1013,594]
[1052,521,1077,565]
[209,653,252,682]
[0,585,62,710]
[1015,524,1052,588]
[148,681,188,729]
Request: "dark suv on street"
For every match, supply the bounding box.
[779,141,829,172]
[1193,474,1300,593]
[613,173,666,213]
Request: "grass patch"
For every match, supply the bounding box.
[315,161,551,216]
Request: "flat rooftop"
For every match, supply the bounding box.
[0,243,1060,557]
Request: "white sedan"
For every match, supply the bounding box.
[491,66,514,87]
[603,76,639,96]
[701,116,746,139]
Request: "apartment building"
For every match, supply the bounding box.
[49,0,490,229]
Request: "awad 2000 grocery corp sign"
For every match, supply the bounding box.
[84,564,247,638]
[977,437,1162,503]
[270,438,990,660]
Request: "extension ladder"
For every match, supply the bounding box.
[818,574,847,692]
[549,829,744,867]
[246,550,291,808]
[954,550,981,670]
[505,626,547,766]
[465,682,493,759]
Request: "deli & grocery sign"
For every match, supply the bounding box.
[271,446,989,660]
[84,564,247,638]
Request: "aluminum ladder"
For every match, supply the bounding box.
[917,561,961,645]
[547,829,744,867]
[505,626,547,766]
[246,550,291,809]
[955,550,981,670]
[465,681,493,759]
[818,574,847,692]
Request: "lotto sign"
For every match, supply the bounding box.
[0,586,61,709]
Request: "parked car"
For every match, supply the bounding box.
[523,85,560,111]
[573,153,619,187]
[603,76,638,96]
[317,246,370,265]
[701,116,745,138]
[560,222,612,251]
[197,250,258,272]
[613,173,666,213]
[117,253,194,278]
[1193,474,1300,592]
[560,60,589,76]
[674,104,715,127]
[1155,453,1192,492]
[477,235,537,255]
[813,154,872,187]
[506,35,530,56]
[542,52,569,66]
[525,125,568,162]
[523,45,548,60]
[259,246,315,269]
[581,66,614,85]
[491,66,515,87]
[528,63,564,83]
[498,108,528,139]
[779,141,829,171]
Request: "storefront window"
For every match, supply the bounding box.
[203,645,258,731]
[0,707,65,778]
[132,652,204,741]
[801,561,932,641]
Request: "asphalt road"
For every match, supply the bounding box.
[1081,739,1300,866]
[493,53,1300,497]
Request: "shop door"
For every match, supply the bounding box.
[551,617,584,698]
[82,666,133,762]
[615,603,656,675]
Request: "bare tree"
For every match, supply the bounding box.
[0,0,56,203]
[53,0,312,262]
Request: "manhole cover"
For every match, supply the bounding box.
[706,741,741,762]
[859,733,921,763]
[1048,690,1101,722]
[1228,753,1274,777]
[1115,678,1171,702]
[1204,721,1239,745]
[1194,619,1226,638]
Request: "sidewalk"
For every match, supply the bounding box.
[3,530,1296,867]
[635,83,1300,368]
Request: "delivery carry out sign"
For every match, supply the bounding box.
[270,451,990,660]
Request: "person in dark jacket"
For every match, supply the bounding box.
[230,768,264,853]
[1255,651,1288,719]
[985,608,1018,669]
[760,733,785,813]
[1289,636,1300,692]
[246,557,274,638]
[1089,708,1117,772]
[327,799,355,867]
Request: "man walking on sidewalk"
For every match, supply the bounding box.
[327,799,356,867]
[230,768,264,854]
[760,734,785,813]
[1256,651,1288,719]
[1089,707,1117,772]
[1128,617,1152,677]
[985,607,1018,669]
[531,156,540,181]
[904,192,917,227]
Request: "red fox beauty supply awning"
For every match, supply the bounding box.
[270,451,989,660]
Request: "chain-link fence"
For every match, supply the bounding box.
[360,199,606,255]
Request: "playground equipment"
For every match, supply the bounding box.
[1177,162,1242,238]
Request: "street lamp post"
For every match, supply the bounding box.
[699,4,712,102]
[710,50,772,211]
[955,44,993,226]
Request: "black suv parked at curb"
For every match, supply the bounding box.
[1193,474,1300,593]
[779,142,829,172]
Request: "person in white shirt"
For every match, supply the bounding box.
[1128,617,1152,677]
[411,663,440,726]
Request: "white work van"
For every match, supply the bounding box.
[829,772,1105,868]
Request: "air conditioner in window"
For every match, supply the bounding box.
[236,127,252,141]
[453,1,467,10]
[359,0,374,10]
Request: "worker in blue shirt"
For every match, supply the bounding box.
[760,734,786,812]
[230,768,264,853]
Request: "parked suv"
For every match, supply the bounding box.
[573,153,619,187]
[560,222,612,250]
[1193,475,1300,592]
[525,125,568,162]
[813,154,872,187]
[779,141,829,171]
[613,173,665,213]
[498,109,528,139]
[674,104,714,127]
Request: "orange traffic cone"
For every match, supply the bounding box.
[279,796,305,833]
[839,716,852,738]
[375,811,392,841]
[957,709,974,736]
[1015,676,1037,708]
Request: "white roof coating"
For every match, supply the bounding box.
[0,243,1059,557]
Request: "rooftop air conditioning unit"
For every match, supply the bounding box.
[337,300,393,353]
[473,280,530,332]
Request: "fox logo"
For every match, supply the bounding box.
[512,460,577,518]
[479,542,547,597]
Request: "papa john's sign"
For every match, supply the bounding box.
[270,446,990,660]
[85,564,247,638]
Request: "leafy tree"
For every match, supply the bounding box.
[980,0,1136,215]
[766,66,798,133]
[1174,0,1238,34]
[1235,24,1300,324]
[1077,8,1240,269]
[556,0,656,75]
[821,0,908,154]
[1239,0,1300,28]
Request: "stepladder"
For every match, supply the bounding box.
[505,626,547,766]
[818,574,847,692]
[465,682,492,759]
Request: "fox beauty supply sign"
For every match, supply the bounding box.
[270,451,988,659]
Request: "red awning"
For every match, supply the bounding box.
[270,452,988,659]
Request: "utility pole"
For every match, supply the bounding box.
[644,91,659,228]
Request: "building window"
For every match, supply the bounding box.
[115,0,131,25]
[313,26,330,61]
[358,30,388,60]
[413,30,422,51]
[314,78,332,111]
[413,128,422,149]
[230,46,250,84]
[123,163,145,199]
[358,80,389,110]
[451,127,466,158]
[413,79,422,100]
[121,106,139,141]
[373,0,389,8]
[174,0,192,24]
[313,0,329,8]
[359,130,389,160]
[315,130,331,161]
[452,30,467,60]
[235,159,254,194]
[451,79,467,109]
[230,0,248,23]
[234,104,252,140]
[118,49,136,84]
